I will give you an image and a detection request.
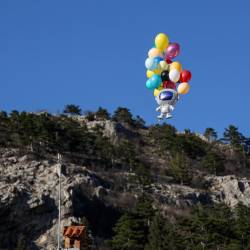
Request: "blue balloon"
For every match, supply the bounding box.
[154,56,164,64]
[146,79,153,89]
[145,57,158,70]
[146,75,162,89]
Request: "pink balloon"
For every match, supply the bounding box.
[165,43,180,59]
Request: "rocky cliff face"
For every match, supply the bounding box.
[0,148,118,249]
[1,146,250,249]
[206,175,250,208]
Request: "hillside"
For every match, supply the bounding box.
[0,107,250,250]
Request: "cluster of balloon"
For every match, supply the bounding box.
[145,33,192,120]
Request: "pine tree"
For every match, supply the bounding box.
[169,151,191,185]
[149,123,178,156]
[116,140,137,171]
[223,125,249,168]
[134,162,152,188]
[204,128,217,142]
[201,150,224,175]
[145,213,175,250]
[223,125,243,149]
[111,213,145,250]
[133,195,155,225]
[63,104,82,115]
[95,107,110,120]
[235,203,250,249]
[176,132,207,159]
[111,195,154,250]
[92,124,115,168]
[177,204,235,249]
[134,115,146,129]
[0,110,8,119]
[112,107,134,125]
[84,110,95,121]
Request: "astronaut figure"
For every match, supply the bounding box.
[155,88,179,120]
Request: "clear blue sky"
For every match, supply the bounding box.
[0,0,250,136]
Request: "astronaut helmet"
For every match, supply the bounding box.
[155,88,178,106]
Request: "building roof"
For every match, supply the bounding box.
[63,226,86,238]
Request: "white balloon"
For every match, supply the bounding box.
[145,58,154,69]
[169,69,180,83]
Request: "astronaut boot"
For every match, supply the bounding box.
[166,113,172,119]
[157,113,164,120]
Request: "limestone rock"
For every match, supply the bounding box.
[94,186,108,199]
[205,175,250,207]
[0,147,250,249]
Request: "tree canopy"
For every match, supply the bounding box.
[63,104,82,115]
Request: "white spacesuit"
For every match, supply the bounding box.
[155,89,179,120]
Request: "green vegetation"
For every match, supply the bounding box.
[116,139,137,171]
[111,201,250,250]
[95,107,110,120]
[0,107,149,172]
[201,150,224,175]
[134,162,152,188]
[222,125,250,169]
[145,213,175,250]
[112,107,145,128]
[112,107,134,125]
[1,107,249,177]
[204,127,218,142]
[110,195,154,250]
[0,110,115,168]
[63,104,82,115]
[169,151,192,184]
[222,125,250,155]
[1,107,250,249]
[149,124,207,159]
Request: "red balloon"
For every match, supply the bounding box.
[165,58,172,64]
[162,80,176,90]
[180,70,192,82]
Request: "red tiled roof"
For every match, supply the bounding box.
[63,226,85,238]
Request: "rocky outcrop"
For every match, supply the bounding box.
[0,148,250,249]
[150,175,250,209]
[151,183,212,208]
[0,149,113,250]
[85,120,118,142]
[71,116,139,144]
[205,175,250,207]
[85,120,140,143]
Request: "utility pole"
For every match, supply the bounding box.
[57,153,62,250]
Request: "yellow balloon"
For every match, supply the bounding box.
[170,61,182,72]
[148,48,163,58]
[155,33,169,51]
[177,82,190,94]
[153,68,161,74]
[153,85,163,96]
[154,89,160,97]
[146,70,154,78]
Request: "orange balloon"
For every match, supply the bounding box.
[170,61,182,72]
[177,82,190,94]
[148,48,163,58]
